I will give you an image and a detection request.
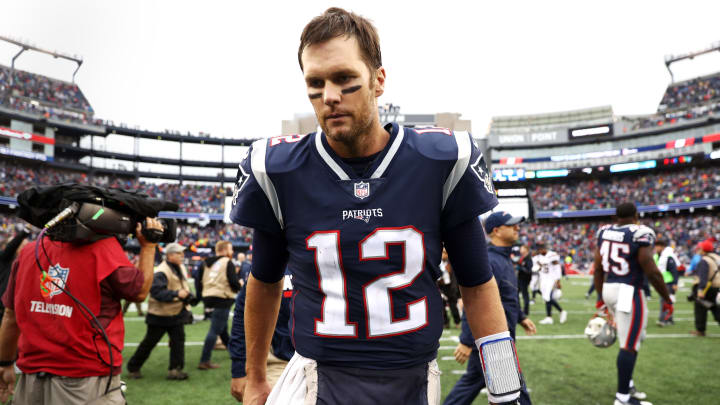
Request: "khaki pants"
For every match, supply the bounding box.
[13,373,125,405]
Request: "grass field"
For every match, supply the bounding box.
[120,276,719,404]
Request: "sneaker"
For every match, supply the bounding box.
[614,397,652,405]
[126,370,142,379]
[690,330,706,337]
[197,362,221,370]
[539,317,553,325]
[559,310,568,324]
[167,369,189,380]
[656,320,667,327]
[629,386,647,400]
[213,343,227,351]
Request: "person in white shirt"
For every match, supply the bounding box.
[536,243,567,325]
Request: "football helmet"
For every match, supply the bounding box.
[584,315,617,348]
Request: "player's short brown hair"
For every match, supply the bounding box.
[215,240,232,254]
[298,7,382,72]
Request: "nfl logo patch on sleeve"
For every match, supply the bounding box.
[354,181,370,199]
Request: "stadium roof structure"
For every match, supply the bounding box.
[664,40,720,83]
[489,105,613,133]
[0,35,84,83]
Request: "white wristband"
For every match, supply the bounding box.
[475,331,522,404]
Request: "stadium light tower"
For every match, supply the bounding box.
[664,40,720,83]
[0,35,84,84]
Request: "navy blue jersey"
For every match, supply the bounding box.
[230,123,497,369]
[596,224,655,288]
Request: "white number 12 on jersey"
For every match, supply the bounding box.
[306,227,427,339]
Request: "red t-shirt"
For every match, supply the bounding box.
[4,237,141,377]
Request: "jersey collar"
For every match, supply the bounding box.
[314,122,405,180]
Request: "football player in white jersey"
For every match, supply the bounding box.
[536,244,567,325]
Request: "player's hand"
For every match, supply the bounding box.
[230,377,247,402]
[177,289,189,299]
[242,378,272,405]
[454,343,472,365]
[520,318,536,335]
[606,310,616,328]
[0,365,16,403]
[136,218,162,248]
[662,301,674,320]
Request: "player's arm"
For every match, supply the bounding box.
[638,245,671,302]
[0,261,20,402]
[243,228,288,405]
[444,218,522,405]
[593,247,604,299]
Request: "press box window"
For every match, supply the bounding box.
[32,143,45,153]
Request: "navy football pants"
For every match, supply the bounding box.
[443,348,532,405]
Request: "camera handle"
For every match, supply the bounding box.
[141,219,165,243]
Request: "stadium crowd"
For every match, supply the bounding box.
[0,160,230,213]
[659,72,720,112]
[0,64,93,113]
[519,214,720,268]
[530,166,720,211]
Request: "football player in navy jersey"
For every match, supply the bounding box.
[231,8,523,405]
[593,203,673,405]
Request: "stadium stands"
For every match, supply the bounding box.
[659,72,720,112]
[520,214,719,268]
[529,166,720,211]
[0,160,231,213]
[0,64,98,124]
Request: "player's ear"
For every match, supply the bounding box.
[373,66,386,97]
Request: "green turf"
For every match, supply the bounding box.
[119,277,719,404]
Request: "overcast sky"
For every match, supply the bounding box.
[2,0,720,140]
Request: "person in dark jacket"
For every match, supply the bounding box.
[229,265,294,402]
[691,240,720,336]
[196,241,241,369]
[0,224,29,320]
[127,243,195,380]
[438,248,461,328]
[444,212,536,405]
[513,244,533,316]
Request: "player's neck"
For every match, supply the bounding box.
[327,120,389,158]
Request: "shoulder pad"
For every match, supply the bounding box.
[598,224,612,232]
[632,225,656,243]
[259,133,312,174]
[406,127,472,161]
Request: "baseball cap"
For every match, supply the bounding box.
[165,243,186,254]
[483,211,525,234]
[697,240,714,253]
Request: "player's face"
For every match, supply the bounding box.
[302,36,385,145]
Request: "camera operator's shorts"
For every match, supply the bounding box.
[603,282,648,351]
[13,373,124,405]
[265,353,441,405]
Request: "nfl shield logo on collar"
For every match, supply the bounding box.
[354,181,370,199]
